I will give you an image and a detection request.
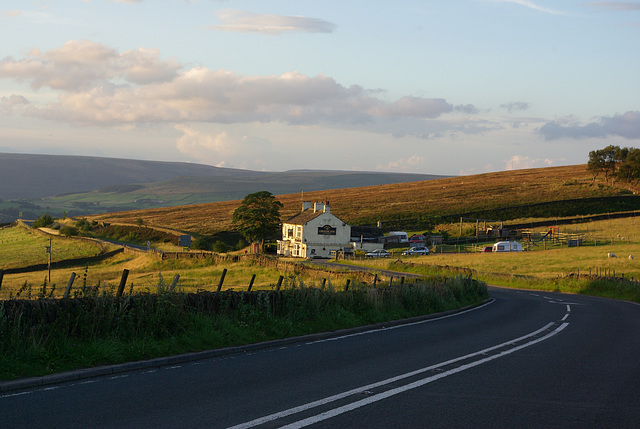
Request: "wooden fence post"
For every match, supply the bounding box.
[321,278,327,290]
[116,269,129,298]
[217,269,227,292]
[373,274,378,287]
[345,279,350,291]
[275,275,284,291]
[0,269,3,292]
[170,274,180,292]
[400,276,405,285]
[63,272,77,299]
[247,274,256,291]
[389,276,394,287]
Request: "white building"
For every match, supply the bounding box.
[278,202,351,258]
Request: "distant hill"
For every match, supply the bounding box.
[0,153,263,200]
[0,153,447,222]
[88,164,640,237]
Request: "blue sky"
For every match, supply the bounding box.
[1,0,639,175]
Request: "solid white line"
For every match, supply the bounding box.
[306,300,494,345]
[226,322,560,429]
[279,323,570,429]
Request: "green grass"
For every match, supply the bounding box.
[0,275,488,380]
[0,225,103,270]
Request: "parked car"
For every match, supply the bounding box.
[402,246,429,256]
[481,246,493,252]
[409,234,425,243]
[365,249,389,258]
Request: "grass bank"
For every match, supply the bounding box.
[0,275,487,381]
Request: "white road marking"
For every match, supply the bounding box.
[306,299,494,345]
[227,321,569,429]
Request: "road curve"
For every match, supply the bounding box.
[2,287,639,428]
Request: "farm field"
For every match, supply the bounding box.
[432,215,640,278]
[3,215,640,300]
[0,224,105,270]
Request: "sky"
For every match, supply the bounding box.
[1,1,639,176]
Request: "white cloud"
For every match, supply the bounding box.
[492,0,564,14]
[539,111,640,140]
[377,155,425,172]
[210,9,336,35]
[0,40,180,91]
[2,10,22,17]
[174,125,275,169]
[506,155,554,170]
[0,41,478,140]
[0,94,29,114]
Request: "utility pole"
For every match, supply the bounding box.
[46,237,52,282]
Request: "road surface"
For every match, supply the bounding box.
[2,287,639,428]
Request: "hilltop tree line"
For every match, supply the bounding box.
[588,145,640,186]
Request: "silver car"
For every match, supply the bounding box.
[365,249,389,258]
[402,246,429,256]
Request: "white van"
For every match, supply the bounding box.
[388,231,409,243]
[492,241,523,252]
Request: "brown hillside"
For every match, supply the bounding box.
[87,165,620,235]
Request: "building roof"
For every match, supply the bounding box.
[284,209,325,225]
[285,208,348,226]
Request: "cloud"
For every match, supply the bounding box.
[0,40,180,91]
[0,94,30,114]
[501,102,530,112]
[2,10,22,17]
[0,40,486,141]
[584,2,640,11]
[539,111,640,140]
[377,155,425,172]
[506,155,554,170]
[209,9,336,35]
[174,125,274,168]
[490,0,564,15]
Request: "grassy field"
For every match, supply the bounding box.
[0,224,105,270]
[85,164,634,236]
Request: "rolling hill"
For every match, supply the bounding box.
[0,153,261,200]
[86,164,640,237]
[0,153,447,223]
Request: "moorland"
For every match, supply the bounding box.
[3,162,640,380]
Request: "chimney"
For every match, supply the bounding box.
[302,201,313,211]
[313,202,324,212]
[324,202,330,213]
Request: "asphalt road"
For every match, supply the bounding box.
[2,287,639,428]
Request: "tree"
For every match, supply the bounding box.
[33,213,54,228]
[232,191,283,249]
[617,148,640,186]
[588,145,622,184]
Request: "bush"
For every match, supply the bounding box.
[212,240,229,253]
[33,214,54,228]
[60,226,79,236]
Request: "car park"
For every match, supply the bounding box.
[402,246,429,256]
[365,249,389,258]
